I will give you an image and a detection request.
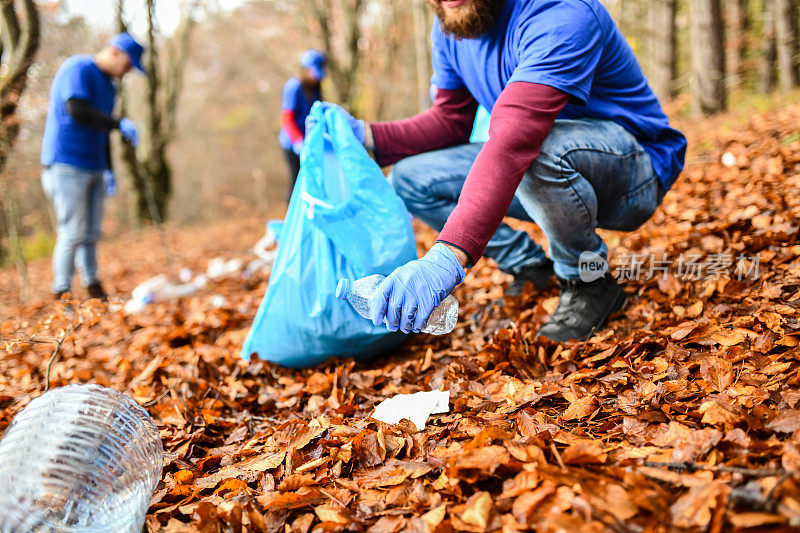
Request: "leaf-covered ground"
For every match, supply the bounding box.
[2,104,800,532]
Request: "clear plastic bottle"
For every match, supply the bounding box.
[0,384,164,532]
[336,274,459,335]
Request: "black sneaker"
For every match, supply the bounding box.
[87,282,108,302]
[506,258,555,297]
[536,273,627,342]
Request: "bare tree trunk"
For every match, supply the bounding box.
[141,0,170,222]
[775,0,799,90]
[306,0,366,111]
[114,0,144,227]
[115,0,198,224]
[760,0,778,93]
[649,0,677,101]
[0,173,29,299]
[725,0,749,90]
[412,0,430,113]
[0,0,40,171]
[689,0,727,114]
[0,0,39,300]
[369,0,401,121]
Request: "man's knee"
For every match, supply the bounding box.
[62,234,87,248]
[526,119,631,185]
[521,123,583,186]
[524,149,566,187]
[389,155,430,201]
[60,221,89,246]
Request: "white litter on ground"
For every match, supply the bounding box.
[371,390,450,431]
[178,267,193,283]
[721,151,737,167]
[124,274,201,314]
[122,222,282,314]
[209,294,228,308]
[206,257,244,280]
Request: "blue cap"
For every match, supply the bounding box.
[110,32,146,74]
[300,49,326,81]
[336,279,350,300]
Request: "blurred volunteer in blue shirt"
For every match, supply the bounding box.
[279,49,326,201]
[41,32,146,301]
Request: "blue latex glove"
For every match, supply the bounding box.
[119,117,139,147]
[103,169,116,196]
[292,140,304,155]
[369,243,465,334]
[306,102,365,144]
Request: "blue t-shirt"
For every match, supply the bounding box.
[279,77,320,150]
[430,0,687,189]
[41,55,116,171]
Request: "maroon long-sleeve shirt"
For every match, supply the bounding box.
[280,109,304,144]
[371,82,569,265]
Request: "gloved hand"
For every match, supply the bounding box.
[103,169,116,197]
[119,117,139,147]
[292,140,304,155]
[306,102,365,144]
[369,243,465,334]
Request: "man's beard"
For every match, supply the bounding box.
[426,0,506,39]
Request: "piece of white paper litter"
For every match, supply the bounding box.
[371,390,450,430]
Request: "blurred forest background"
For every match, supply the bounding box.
[0,0,798,287]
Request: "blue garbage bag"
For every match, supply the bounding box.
[241,103,417,367]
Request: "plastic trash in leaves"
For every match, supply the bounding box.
[371,390,450,431]
[241,102,417,367]
[244,219,282,278]
[0,384,163,532]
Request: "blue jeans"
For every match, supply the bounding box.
[390,118,666,280]
[41,163,105,293]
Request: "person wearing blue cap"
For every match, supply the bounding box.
[40,32,146,302]
[279,49,326,201]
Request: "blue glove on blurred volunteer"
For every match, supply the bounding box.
[306,102,365,144]
[292,140,304,155]
[369,243,465,334]
[103,169,116,196]
[119,117,139,147]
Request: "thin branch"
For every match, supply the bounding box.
[643,461,788,477]
[550,441,567,471]
[44,323,80,392]
[0,335,60,344]
[141,385,172,407]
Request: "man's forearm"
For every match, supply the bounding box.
[437,82,570,263]
[65,98,120,130]
[280,109,304,144]
[369,88,478,167]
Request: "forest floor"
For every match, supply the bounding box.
[2,100,800,532]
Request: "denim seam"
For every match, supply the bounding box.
[620,173,657,202]
[558,146,644,161]
[554,155,593,230]
[420,175,473,199]
[555,145,651,211]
